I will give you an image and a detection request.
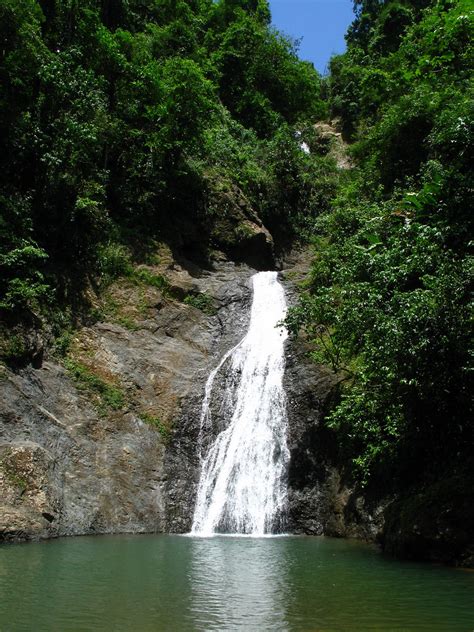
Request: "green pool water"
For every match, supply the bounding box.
[0,534,472,631]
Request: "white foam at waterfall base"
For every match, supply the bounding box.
[191,271,289,536]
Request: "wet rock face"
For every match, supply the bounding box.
[279,258,339,535]
[283,336,383,539]
[165,261,347,535]
[162,265,253,532]
[283,334,339,535]
[281,259,385,542]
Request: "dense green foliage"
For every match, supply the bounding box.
[0,0,331,326]
[288,0,473,491]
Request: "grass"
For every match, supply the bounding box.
[64,358,125,414]
[53,330,73,357]
[115,315,140,331]
[132,268,170,293]
[140,412,172,443]
[183,292,217,315]
[0,333,28,364]
[99,294,141,330]
[1,460,28,494]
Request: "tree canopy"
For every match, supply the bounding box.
[0,0,328,320]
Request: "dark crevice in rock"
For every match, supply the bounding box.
[42,512,55,523]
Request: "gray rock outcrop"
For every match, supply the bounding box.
[0,259,255,541]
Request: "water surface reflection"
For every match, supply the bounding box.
[188,536,290,630]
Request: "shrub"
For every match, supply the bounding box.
[64,359,125,414]
[140,413,172,442]
[183,292,217,315]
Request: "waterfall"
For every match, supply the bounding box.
[191,271,289,536]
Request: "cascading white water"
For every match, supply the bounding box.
[191,271,289,536]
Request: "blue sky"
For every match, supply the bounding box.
[268,0,355,74]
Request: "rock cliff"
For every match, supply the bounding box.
[0,252,256,541]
